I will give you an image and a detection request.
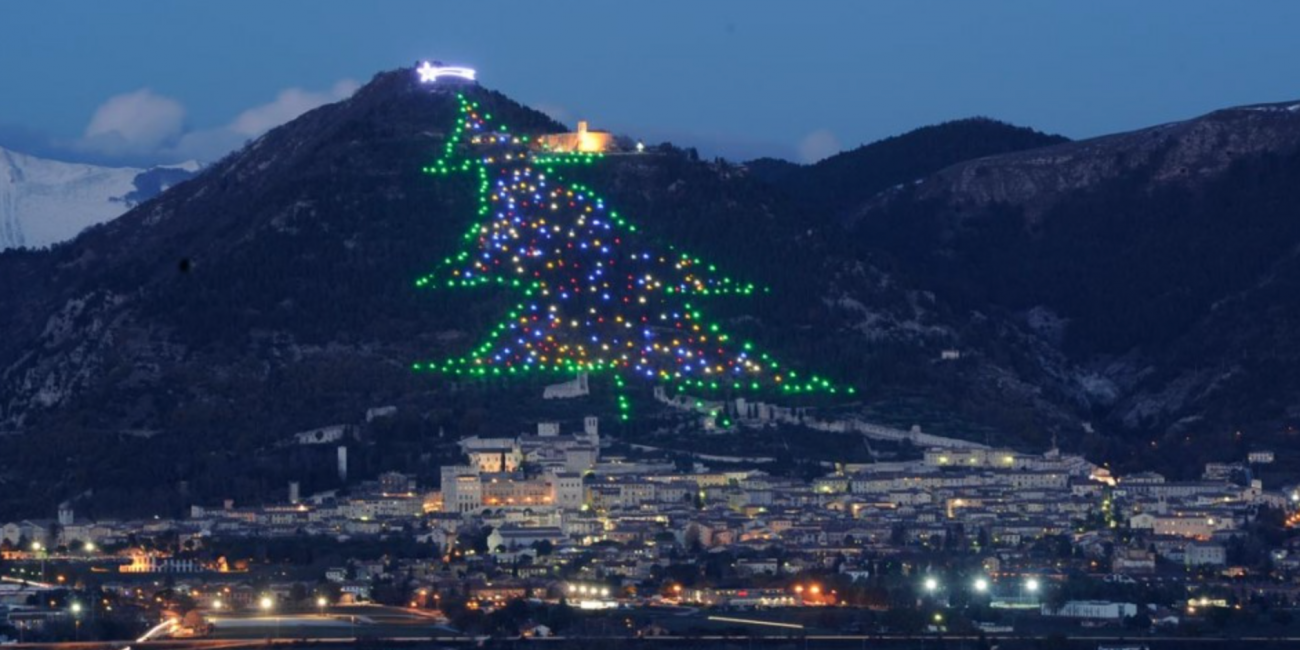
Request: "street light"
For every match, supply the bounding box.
[71,602,82,641]
[923,577,939,593]
[212,599,224,610]
[30,542,45,582]
[973,578,989,593]
[1025,578,1040,594]
[260,596,278,639]
[317,596,328,617]
[84,541,96,553]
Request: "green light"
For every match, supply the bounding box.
[412,92,846,418]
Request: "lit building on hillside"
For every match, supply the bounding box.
[535,121,617,153]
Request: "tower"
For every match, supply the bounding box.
[581,415,601,455]
[57,506,74,527]
[337,446,349,483]
[289,481,301,505]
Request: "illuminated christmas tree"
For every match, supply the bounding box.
[414,93,849,419]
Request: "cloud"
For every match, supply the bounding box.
[796,128,841,164]
[79,89,186,157]
[228,80,360,137]
[71,80,358,165]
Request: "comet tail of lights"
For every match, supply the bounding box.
[707,615,804,630]
[412,82,853,418]
[416,61,476,83]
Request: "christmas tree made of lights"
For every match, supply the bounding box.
[414,93,850,419]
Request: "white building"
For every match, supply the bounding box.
[1041,601,1137,620]
[1185,543,1227,567]
[543,372,589,399]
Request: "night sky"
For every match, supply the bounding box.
[3,1,1299,166]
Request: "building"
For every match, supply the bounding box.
[543,372,590,399]
[1112,548,1156,574]
[1248,450,1275,464]
[1185,543,1227,567]
[535,121,616,154]
[1,520,53,546]
[120,552,202,573]
[487,525,567,553]
[294,425,348,445]
[1041,601,1138,620]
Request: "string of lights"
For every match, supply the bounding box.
[414,94,851,419]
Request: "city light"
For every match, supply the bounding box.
[1025,578,1040,593]
[260,596,274,611]
[973,578,989,593]
[923,577,939,593]
[70,602,82,614]
[212,599,223,610]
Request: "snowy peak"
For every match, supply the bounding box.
[0,146,197,250]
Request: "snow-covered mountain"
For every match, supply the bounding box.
[0,146,198,250]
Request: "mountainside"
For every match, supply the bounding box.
[0,146,197,250]
[750,118,1069,217]
[845,100,1300,477]
[2,66,1299,518]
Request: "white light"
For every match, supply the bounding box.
[417,61,476,83]
[973,578,989,593]
[707,615,804,630]
[260,596,274,611]
[71,602,82,614]
[923,577,938,593]
[1025,578,1040,593]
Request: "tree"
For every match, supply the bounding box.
[684,525,703,553]
[414,93,847,418]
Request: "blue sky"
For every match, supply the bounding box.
[3,1,1299,166]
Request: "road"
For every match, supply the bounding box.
[8,633,1300,649]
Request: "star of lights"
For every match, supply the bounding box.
[414,93,854,419]
[416,61,476,83]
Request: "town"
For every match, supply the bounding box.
[3,412,1297,644]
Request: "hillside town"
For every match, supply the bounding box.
[4,415,1299,642]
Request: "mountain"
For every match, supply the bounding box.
[0,146,198,250]
[1,66,1299,518]
[748,118,1069,216]
[841,100,1300,477]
